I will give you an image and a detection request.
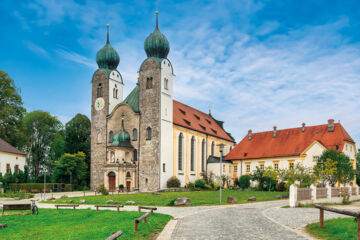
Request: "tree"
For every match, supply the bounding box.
[250,167,277,191]
[53,152,87,187]
[0,70,26,148]
[64,114,91,185]
[238,175,251,190]
[314,157,337,186]
[48,130,66,172]
[263,167,278,191]
[316,149,354,186]
[285,163,317,188]
[23,111,62,181]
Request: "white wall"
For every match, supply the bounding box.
[207,162,232,183]
[108,70,123,114]
[0,152,26,176]
[160,59,174,189]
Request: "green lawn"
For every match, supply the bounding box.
[0,209,172,240]
[43,190,288,206]
[306,217,357,240]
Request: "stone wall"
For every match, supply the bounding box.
[139,58,161,192]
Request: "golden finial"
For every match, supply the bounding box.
[155,10,159,14]
[107,24,109,27]
[121,117,124,121]
[137,76,139,79]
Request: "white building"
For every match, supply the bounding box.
[0,138,26,176]
[226,119,357,185]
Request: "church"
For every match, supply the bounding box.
[90,12,236,192]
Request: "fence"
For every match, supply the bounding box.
[289,184,360,207]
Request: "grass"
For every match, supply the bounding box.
[42,190,288,206]
[306,217,358,240]
[0,208,172,240]
[0,191,34,199]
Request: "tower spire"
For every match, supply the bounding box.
[155,10,159,30]
[106,24,110,44]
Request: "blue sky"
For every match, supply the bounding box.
[1,0,360,145]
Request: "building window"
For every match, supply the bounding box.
[97,133,101,143]
[164,78,168,90]
[230,146,232,152]
[126,172,131,178]
[163,163,166,172]
[110,152,115,163]
[313,156,320,162]
[133,149,137,162]
[146,127,152,140]
[146,77,153,89]
[14,165,19,174]
[178,133,183,171]
[274,163,279,170]
[132,128,138,141]
[97,83,103,97]
[234,166,238,172]
[211,141,215,156]
[201,139,205,172]
[113,85,118,99]
[260,164,264,170]
[246,164,250,173]
[346,145,348,151]
[109,131,114,143]
[223,164,225,173]
[350,146,353,152]
[190,136,195,172]
[6,164,10,174]
[289,162,294,170]
[229,165,231,173]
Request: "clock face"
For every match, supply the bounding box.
[94,98,105,111]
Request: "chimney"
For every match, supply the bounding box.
[328,119,334,132]
[273,126,277,137]
[302,123,306,132]
[248,129,252,140]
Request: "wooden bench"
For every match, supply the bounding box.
[1,204,31,216]
[315,205,360,239]
[138,206,157,216]
[134,213,149,232]
[55,204,79,211]
[106,230,123,240]
[95,205,124,212]
[0,223,8,229]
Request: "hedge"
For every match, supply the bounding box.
[8,183,75,193]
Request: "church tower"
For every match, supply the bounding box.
[138,12,174,191]
[91,25,123,190]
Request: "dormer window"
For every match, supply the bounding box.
[146,77,153,89]
[211,128,217,134]
[179,109,186,115]
[184,119,191,126]
[206,119,211,124]
[194,114,200,120]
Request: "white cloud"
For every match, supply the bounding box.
[55,48,96,68]
[24,41,49,58]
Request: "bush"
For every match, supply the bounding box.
[234,178,240,187]
[239,175,251,190]
[166,177,181,188]
[8,183,74,192]
[204,184,212,190]
[213,183,220,190]
[186,182,196,190]
[194,179,206,189]
[97,184,108,195]
[277,182,287,192]
[119,184,124,189]
[0,191,34,199]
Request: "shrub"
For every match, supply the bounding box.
[97,184,109,195]
[234,178,240,187]
[194,179,206,189]
[8,183,74,192]
[186,182,195,190]
[277,182,287,192]
[204,184,212,190]
[119,184,124,189]
[166,177,181,188]
[213,183,220,190]
[239,175,251,190]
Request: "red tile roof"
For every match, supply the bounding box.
[173,100,234,142]
[226,123,354,160]
[0,138,26,156]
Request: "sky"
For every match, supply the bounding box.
[1,0,360,145]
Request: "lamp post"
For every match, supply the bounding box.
[43,166,47,201]
[218,143,225,204]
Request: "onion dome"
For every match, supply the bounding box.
[96,24,120,70]
[111,118,133,148]
[144,11,170,59]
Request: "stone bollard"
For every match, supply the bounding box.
[289,184,297,208]
[326,183,332,202]
[310,184,316,202]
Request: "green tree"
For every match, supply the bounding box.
[317,149,354,186]
[285,163,317,188]
[23,111,62,181]
[238,175,251,190]
[263,166,278,191]
[48,130,66,173]
[53,152,87,187]
[314,157,337,186]
[0,70,26,148]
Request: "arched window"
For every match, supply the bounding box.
[109,131,114,143]
[108,171,116,177]
[126,172,131,178]
[146,77,153,89]
[201,139,206,172]
[146,127,152,140]
[178,133,183,171]
[211,141,215,156]
[164,78,168,90]
[133,128,138,141]
[97,83,102,97]
[133,149,137,162]
[97,133,101,143]
[111,152,115,163]
[190,136,195,171]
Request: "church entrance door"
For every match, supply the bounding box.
[126,181,131,192]
[108,172,116,191]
